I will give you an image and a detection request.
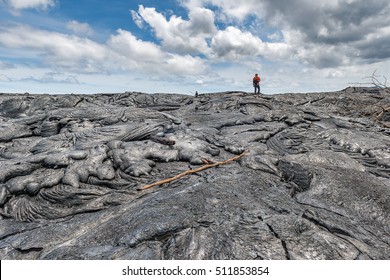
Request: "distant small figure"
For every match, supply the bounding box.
[195,91,199,98]
[253,73,261,94]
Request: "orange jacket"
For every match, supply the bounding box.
[253,76,260,84]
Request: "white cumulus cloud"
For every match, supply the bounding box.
[211,26,292,61]
[0,24,207,77]
[108,29,206,75]
[179,0,258,21]
[130,10,145,29]
[0,25,109,72]
[211,26,262,59]
[137,5,216,55]
[4,0,56,10]
[66,20,93,36]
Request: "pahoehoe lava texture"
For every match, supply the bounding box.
[0,88,389,260]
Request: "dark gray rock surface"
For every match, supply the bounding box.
[0,88,389,260]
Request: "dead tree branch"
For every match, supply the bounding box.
[138,150,249,191]
[364,70,388,89]
[351,70,390,93]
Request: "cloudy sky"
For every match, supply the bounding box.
[0,0,389,94]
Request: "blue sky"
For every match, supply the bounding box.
[0,0,389,94]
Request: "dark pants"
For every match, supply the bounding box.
[254,84,260,94]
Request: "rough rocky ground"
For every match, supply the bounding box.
[0,88,389,260]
